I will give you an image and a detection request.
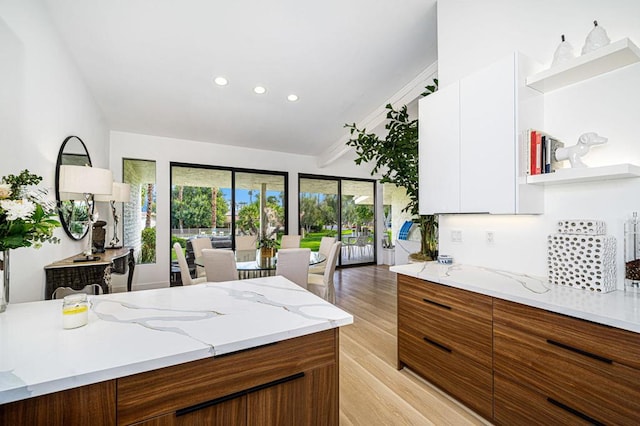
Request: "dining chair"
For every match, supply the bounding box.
[174,242,206,286]
[280,234,301,249]
[201,249,239,282]
[307,242,341,303]
[275,248,311,289]
[309,236,336,274]
[190,237,213,278]
[235,234,257,251]
[52,283,103,299]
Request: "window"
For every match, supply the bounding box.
[123,159,156,264]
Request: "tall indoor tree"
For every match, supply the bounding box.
[345,80,438,260]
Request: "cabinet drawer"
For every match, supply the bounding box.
[398,275,493,320]
[398,275,492,366]
[398,304,492,367]
[494,322,640,424]
[494,374,594,426]
[398,327,492,420]
[494,299,640,369]
[117,329,337,425]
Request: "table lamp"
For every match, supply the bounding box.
[94,182,131,249]
[58,165,113,261]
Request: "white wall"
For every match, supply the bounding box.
[109,131,375,288]
[436,0,640,287]
[0,0,109,302]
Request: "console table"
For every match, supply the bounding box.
[44,247,135,299]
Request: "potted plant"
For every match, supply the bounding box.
[257,233,278,258]
[345,80,439,261]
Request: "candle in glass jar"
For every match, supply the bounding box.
[62,293,89,329]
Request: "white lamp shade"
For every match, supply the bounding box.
[94,182,131,202]
[59,165,113,195]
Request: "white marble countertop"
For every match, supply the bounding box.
[0,276,353,405]
[391,262,640,334]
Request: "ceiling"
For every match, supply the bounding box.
[43,0,437,160]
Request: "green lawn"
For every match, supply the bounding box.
[301,231,341,251]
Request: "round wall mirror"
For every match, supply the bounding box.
[55,135,93,240]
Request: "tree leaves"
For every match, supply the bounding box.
[344,80,439,258]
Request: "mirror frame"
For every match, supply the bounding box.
[55,135,93,240]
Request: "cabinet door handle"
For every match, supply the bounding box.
[546,339,612,364]
[422,298,452,310]
[176,372,305,417]
[547,397,604,426]
[423,337,452,353]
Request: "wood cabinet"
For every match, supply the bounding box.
[493,299,640,425]
[118,329,338,425]
[397,274,640,424]
[397,275,493,419]
[0,381,116,426]
[418,52,544,214]
[0,329,338,426]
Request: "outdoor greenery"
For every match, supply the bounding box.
[140,227,156,263]
[299,194,338,233]
[171,186,229,230]
[237,196,284,236]
[345,80,439,260]
[300,230,335,252]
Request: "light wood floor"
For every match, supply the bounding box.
[334,265,491,426]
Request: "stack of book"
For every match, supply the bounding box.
[524,129,565,175]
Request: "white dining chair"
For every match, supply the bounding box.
[309,236,336,275]
[190,237,213,278]
[275,248,310,289]
[235,234,257,251]
[201,249,239,282]
[174,242,206,286]
[280,235,301,249]
[307,242,341,303]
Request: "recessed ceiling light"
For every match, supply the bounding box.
[214,76,228,86]
[254,86,266,94]
[287,94,299,102]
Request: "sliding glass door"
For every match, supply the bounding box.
[170,164,288,257]
[299,175,375,267]
[340,180,375,265]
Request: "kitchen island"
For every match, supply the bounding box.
[0,276,353,425]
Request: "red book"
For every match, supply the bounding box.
[529,130,537,175]
[535,131,542,175]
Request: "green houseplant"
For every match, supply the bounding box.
[345,80,439,261]
[257,233,278,257]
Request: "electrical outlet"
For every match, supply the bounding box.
[451,230,462,243]
[486,231,495,244]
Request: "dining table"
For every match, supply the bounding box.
[195,249,326,279]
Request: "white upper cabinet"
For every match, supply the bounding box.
[419,52,544,215]
[419,83,460,215]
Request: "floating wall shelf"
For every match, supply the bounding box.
[527,163,640,186]
[527,38,640,93]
